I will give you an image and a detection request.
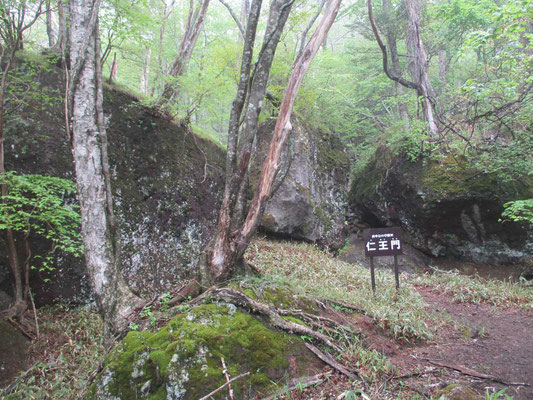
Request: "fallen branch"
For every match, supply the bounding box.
[207,288,343,352]
[424,359,530,387]
[324,299,368,315]
[305,343,358,381]
[168,280,203,307]
[198,372,250,400]
[221,357,234,400]
[259,373,330,400]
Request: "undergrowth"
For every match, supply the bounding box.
[412,269,533,310]
[245,239,435,342]
[1,305,105,400]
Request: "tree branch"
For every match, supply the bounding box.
[367,0,420,91]
[218,0,245,37]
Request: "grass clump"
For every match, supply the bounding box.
[412,269,533,310]
[245,239,434,342]
[1,304,105,400]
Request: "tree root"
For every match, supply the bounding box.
[278,309,360,337]
[204,288,344,353]
[305,343,359,381]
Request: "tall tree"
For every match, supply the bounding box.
[155,0,211,107]
[209,0,343,282]
[68,0,143,338]
[404,0,438,136]
[367,0,438,136]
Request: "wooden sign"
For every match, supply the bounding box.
[363,227,403,293]
[363,227,403,257]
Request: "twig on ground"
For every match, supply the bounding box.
[304,343,358,381]
[221,357,234,400]
[260,373,331,400]
[423,359,530,387]
[198,372,250,400]
[324,299,368,315]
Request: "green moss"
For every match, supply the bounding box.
[88,303,312,399]
[421,162,498,199]
[314,124,349,174]
[436,384,481,400]
[261,213,276,229]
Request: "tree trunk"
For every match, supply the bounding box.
[404,0,438,136]
[438,49,447,82]
[155,0,211,107]
[52,0,67,54]
[209,0,263,281]
[68,0,142,338]
[108,52,118,82]
[46,0,56,48]
[295,0,326,62]
[209,0,343,282]
[382,0,410,131]
[140,47,151,95]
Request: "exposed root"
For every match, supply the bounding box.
[6,316,35,340]
[305,343,359,381]
[278,309,360,337]
[204,287,345,353]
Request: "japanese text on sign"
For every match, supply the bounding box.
[363,227,403,257]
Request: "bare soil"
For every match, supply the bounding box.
[396,286,533,399]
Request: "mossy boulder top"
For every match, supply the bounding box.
[88,303,322,400]
[350,146,532,264]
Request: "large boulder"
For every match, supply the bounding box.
[252,119,350,249]
[87,286,324,400]
[1,55,225,303]
[349,146,533,265]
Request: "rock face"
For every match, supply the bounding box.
[350,146,533,265]
[1,56,352,305]
[1,55,225,303]
[252,119,350,249]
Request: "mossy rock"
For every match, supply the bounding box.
[349,146,533,264]
[87,303,322,399]
[435,384,482,400]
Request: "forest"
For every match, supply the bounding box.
[0,0,532,399]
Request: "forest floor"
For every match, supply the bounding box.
[256,286,533,400]
[1,238,532,399]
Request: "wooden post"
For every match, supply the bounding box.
[370,257,376,294]
[394,255,400,290]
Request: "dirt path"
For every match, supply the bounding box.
[390,287,533,399]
